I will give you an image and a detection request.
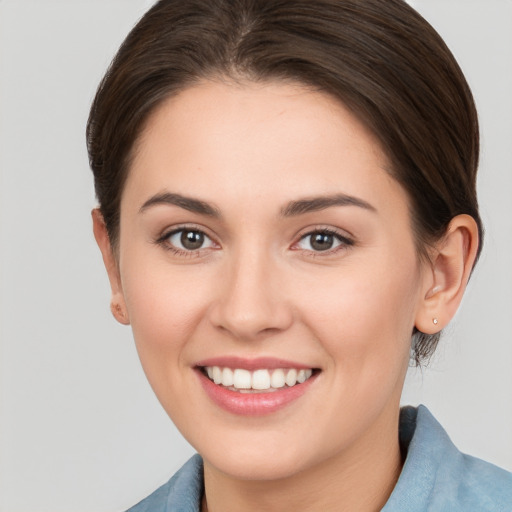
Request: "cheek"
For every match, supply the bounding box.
[297,253,420,372]
[288,254,420,447]
[119,260,220,430]
[119,254,215,371]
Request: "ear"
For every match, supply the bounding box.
[92,209,130,325]
[415,214,479,334]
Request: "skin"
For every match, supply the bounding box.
[93,80,478,511]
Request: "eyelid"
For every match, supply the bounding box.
[291,226,355,253]
[155,224,220,253]
[153,223,353,256]
[169,229,216,249]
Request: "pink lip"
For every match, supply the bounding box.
[194,356,314,371]
[195,367,319,416]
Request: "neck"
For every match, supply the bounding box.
[202,406,403,512]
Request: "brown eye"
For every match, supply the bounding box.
[166,229,214,251]
[181,230,204,250]
[296,230,352,253]
[310,233,335,251]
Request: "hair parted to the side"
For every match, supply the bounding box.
[87,0,482,364]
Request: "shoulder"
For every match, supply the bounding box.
[383,405,512,512]
[454,450,512,511]
[125,454,204,512]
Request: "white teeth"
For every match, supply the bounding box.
[270,368,286,388]
[285,369,297,387]
[204,366,314,390]
[252,369,271,390]
[233,369,252,389]
[222,367,234,387]
[212,366,222,385]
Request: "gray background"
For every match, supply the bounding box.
[0,1,511,511]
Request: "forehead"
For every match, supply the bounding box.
[124,79,406,218]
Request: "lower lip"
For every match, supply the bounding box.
[196,369,318,416]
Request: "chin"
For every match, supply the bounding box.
[206,450,310,482]
[197,429,330,482]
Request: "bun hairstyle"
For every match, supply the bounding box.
[87,0,482,364]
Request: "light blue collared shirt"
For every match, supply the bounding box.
[127,405,512,511]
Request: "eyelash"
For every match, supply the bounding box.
[293,228,354,256]
[155,225,218,258]
[154,226,354,257]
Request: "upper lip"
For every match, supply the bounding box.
[194,356,317,371]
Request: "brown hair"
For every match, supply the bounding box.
[87,0,482,364]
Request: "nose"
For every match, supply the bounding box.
[209,249,294,340]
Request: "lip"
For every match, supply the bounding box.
[194,360,319,416]
[194,356,314,371]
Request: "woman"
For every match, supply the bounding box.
[87,0,512,510]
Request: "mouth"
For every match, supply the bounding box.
[200,366,316,393]
[194,359,320,415]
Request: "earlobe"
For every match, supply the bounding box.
[415,214,479,334]
[110,301,130,325]
[91,209,130,325]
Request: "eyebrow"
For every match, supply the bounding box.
[139,192,221,217]
[139,191,376,218]
[281,193,377,216]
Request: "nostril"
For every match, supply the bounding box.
[210,304,293,340]
[207,261,294,338]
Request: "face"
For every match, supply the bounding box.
[109,80,430,481]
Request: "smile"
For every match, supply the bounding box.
[203,366,314,392]
[196,360,320,415]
